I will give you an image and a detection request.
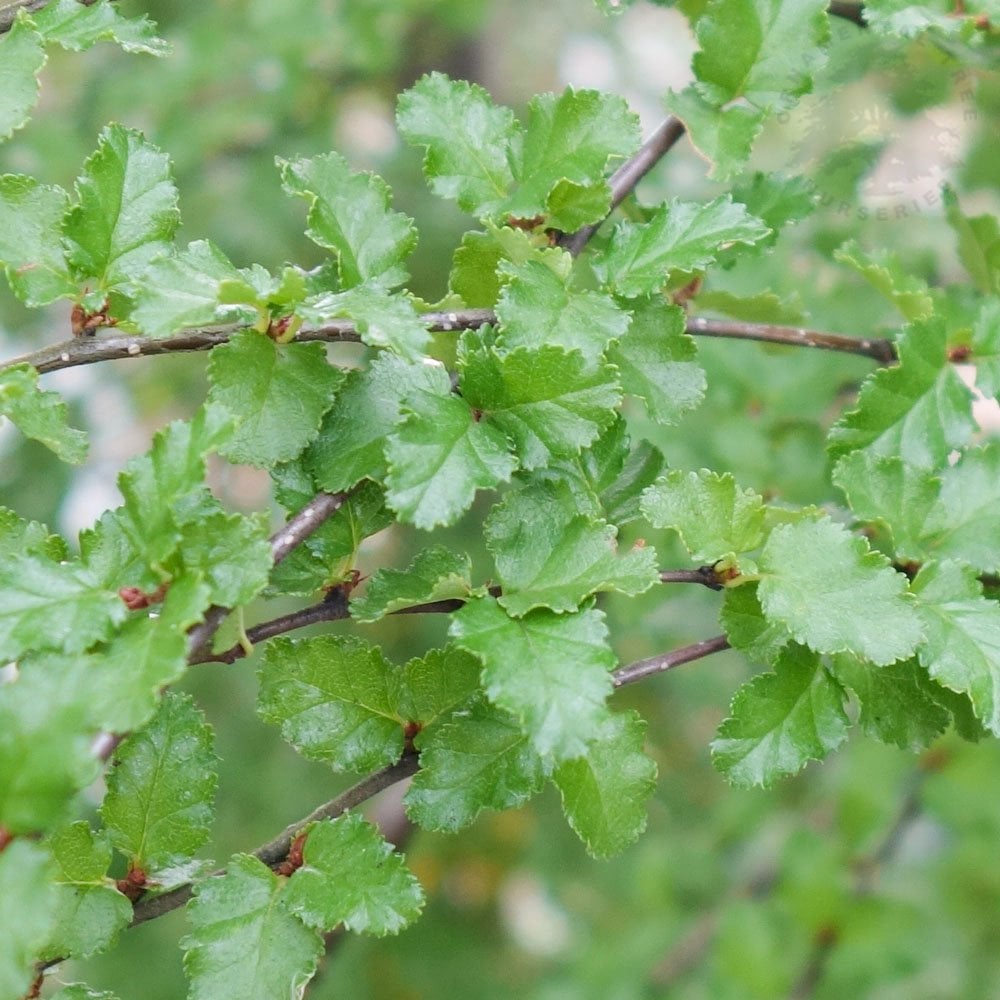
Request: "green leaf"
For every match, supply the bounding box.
[300,283,431,361]
[758,518,923,665]
[257,636,405,772]
[553,710,657,858]
[63,124,180,293]
[693,0,830,112]
[0,17,45,141]
[32,0,168,54]
[0,174,75,304]
[543,178,613,231]
[350,546,472,622]
[641,468,765,562]
[495,258,629,364]
[279,152,415,288]
[942,185,1000,295]
[593,197,771,297]
[502,88,640,221]
[385,374,517,529]
[720,583,791,666]
[283,814,423,935]
[50,986,121,1000]
[485,481,658,616]
[397,72,518,217]
[405,700,547,832]
[461,344,621,469]
[827,319,976,469]
[0,363,88,462]
[970,297,1000,398]
[0,841,57,1000]
[833,240,936,321]
[207,331,343,468]
[862,1,967,37]
[43,822,131,960]
[0,506,65,561]
[182,854,323,1000]
[101,693,218,875]
[450,596,615,760]
[712,644,850,788]
[396,645,482,728]
[911,561,1000,736]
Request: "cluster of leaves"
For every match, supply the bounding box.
[0,0,999,998]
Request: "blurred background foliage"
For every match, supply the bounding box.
[3,1,1000,997]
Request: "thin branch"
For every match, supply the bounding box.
[613,634,730,688]
[828,1,866,26]
[660,566,725,591]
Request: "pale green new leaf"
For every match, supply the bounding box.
[712,644,849,788]
[450,596,615,760]
[0,363,88,463]
[397,72,518,217]
[833,240,936,321]
[43,822,131,960]
[350,546,472,622]
[101,693,218,874]
[405,700,547,832]
[0,174,75,304]
[593,197,771,297]
[283,815,423,935]
[32,0,168,54]
[758,517,922,665]
[485,481,658,616]
[182,854,323,1000]
[257,636,405,772]
[279,152,415,288]
[553,710,657,858]
[63,124,180,292]
[207,331,343,468]
[0,841,57,1000]
[0,17,45,141]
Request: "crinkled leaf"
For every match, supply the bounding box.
[833,240,936,321]
[350,546,472,622]
[182,854,323,1000]
[0,841,57,1000]
[450,596,615,760]
[284,815,423,935]
[758,517,922,665]
[177,510,272,607]
[594,197,771,297]
[279,152,415,288]
[257,636,404,772]
[827,319,976,469]
[0,506,65,561]
[63,124,179,293]
[485,481,658,616]
[405,700,547,831]
[397,73,517,217]
[32,0,168,54]
[207,331,343,468]
[721,583,791,666]
[0,17,45,141]
[641,468,765,562]
[544,178,613,231]
[712,644,849,788]
[0,174,75,304]
[396,645,482,728]
[101,692,218,874]
[553,710,657,858]
[0,363,88,462]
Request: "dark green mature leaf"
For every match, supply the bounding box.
[693,0,830,112]
[0,363,87,462]
[63,124,179,296]
[942,185,1000,295]
[182,854,323,1000]
[833,241,936,321]
[828,319,976,469]
[450,596,615,760]
[283,815,423,935]
[911,561,1000,736]
[593,197,771,297]
[461,344,621,469]
[207,331,343,468]
[642,469,765,562]
[350,546,472,622]
[553,710,657,858]
[279,152,415,288]
[101,693,218,874]
[0,17,45,141]
[495,258,629,364]
[720,583,791,666]
[485,481,658,616]
[43,822,131,960]
[758,518,922,665]
[257,635,405,772]
[0,841,57,1000]
[0,174,75,304]
[397,72,518,217]
[712,644,850,788]
[396,645,482,728]
[405,700,547,832]
[385,375,517,529]
[31,0,168,54]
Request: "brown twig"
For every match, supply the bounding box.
[612,635,731,688]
